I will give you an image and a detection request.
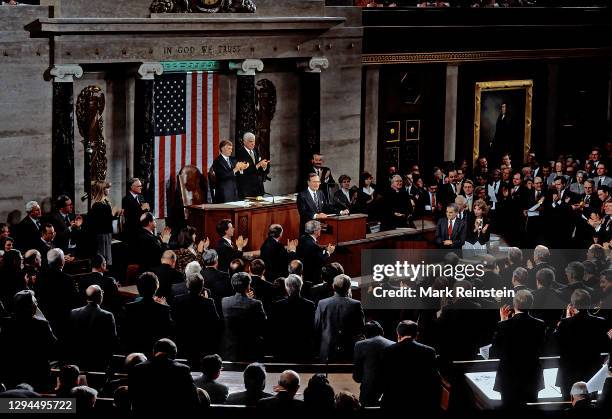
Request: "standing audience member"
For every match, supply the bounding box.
[225,363,273,406]
[14,201,42,252]
[151,250,184,300]
[122,177,149,246]
[297,220,335,284]
[136,212,171,272]
[315,274,365,362]
[214,219,247,272]
[194,354,229,404]
[259,224,297,281]
[88,181,119,265]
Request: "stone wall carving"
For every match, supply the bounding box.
[150,0,256,14]
[255,78,276,161]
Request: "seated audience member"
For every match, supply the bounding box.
[568,382,593,410]
[531,268,565,329]
[136,212,171,272]
[71,385,98,413]
[382,175,414,230]
[113,386,131,415]
[435,203,466,249]
[76,254,121,315]
[67,285,117,372]
[103,352,147,396]
[380,320,441,413]
[171,272,220,363]
[174,226,209,273]
[0,235,14,256]
[54,364,81,397]
[303,374,335,412]
[0,291,56,392]
[353,320,394,406]
[226,363,273,406]
[194,354,229,404]
[527,245,560,291]
[228,258,245,277]
[214,219,247,272]
[201,250,233,314]
[14,201,42,252]
[249,258,278,311]
[554,289,609,399]
[151,250,184,300]
[309,262,344,306]
[491,290,546,408]
[35,248,79,340]
[170,261,200,303]
[335,391,361,412]
[270,274,315,362]
[296,220,335,284]
[45,195,83,255]
[315,274,365,362]
[258,370,303,411]
[259,224,297,281]
[559,261,593,303]
[128,338,199,414]
[124,272,173,354]
[221,272,267,361]
[0,249,27,312]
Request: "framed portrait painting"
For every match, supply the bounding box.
[473,80,533,167]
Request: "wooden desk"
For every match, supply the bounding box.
[319,213,367,246]
[186,198,299,252]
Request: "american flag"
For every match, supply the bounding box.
[154,72,220,218]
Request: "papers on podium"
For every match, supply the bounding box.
[479,344,492,360]
[587,362,609,394]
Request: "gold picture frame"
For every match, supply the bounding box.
[473,79,533,166]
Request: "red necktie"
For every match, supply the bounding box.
[431,193,436,208]
[448,221,452,239]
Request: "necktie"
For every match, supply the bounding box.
[447,221,452,239]
[248,149,255,164]
[64,214,70,227]
[599,178,604,187]
[313,192,320,212]
[431,193,436,208]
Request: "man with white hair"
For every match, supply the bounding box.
[15,200,42,251]
[235,132,269,199]
[270,274,315,362]
[35,248,80,340]
[296,220,335,283]
[258,370,303,410]
[568,382,593,410]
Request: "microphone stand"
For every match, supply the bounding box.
[262,192,275,204]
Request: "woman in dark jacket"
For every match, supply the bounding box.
[465,199,491,250]
[87,181,120,266]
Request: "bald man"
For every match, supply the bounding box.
[151,250,185,300]
[257,370,303,410]
[67,285,117,371]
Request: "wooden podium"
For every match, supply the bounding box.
[186,199,300,252]
[318,213,368,246]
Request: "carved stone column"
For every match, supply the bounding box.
[134,62,163,205]
[444,64,459,162]
[50,64,83,202]
[230,59,264,145]
[298,57,329,187]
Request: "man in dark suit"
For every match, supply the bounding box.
[211,140,248,203]
[297,173,342,233]
[34,248,80,340]
[528,246,561,291]
[200,250,233,316]
[309,262,344,306]
[67,285,117,372]
[221,272,267,361]
[559,261,594,303]
[259,224,298,281]
[353,320,394,407]
[304,153,336,199]
[36,223,56,268]
[124,272,174,354]
[380,320,441,412]
[315,274,364,362]
[531,267,565,330]
[545,176,576,248]
[382,175,414,230]
[76,254,121,316]
[296,220,335,284]
[226,363,274,406]
[554,289,609,399]
[257,370,304,411]
[213,218,246,272]
[194,354,229,404]
[270,274,316,362]
[45,195,83,254]
[249,258,278,312]
[136,212,171,272]
[235,132,269,199]
[151,250,184,299]
[422,182,442,219]
[0,290,57,392]
[491,290,546,407]
[440,169,460,208]
[171,272,220,362]
[15,200,42,252]
[435,204,466,249]
[122,177,149,246]
[128,338,199,414]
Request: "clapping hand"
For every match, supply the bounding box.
[141,202,150,211]
[287,239,298,252]
[197,237,210,253]
[236,235,248,251]
[154,295,168,306]
[161,227,171,244]
[71,215,83,228]
[340,209,350,216]
[500,305,513,321]
[256,159,270,170]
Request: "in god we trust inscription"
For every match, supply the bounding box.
[162,44,242,57]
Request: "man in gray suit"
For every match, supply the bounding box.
[315,274,364,362]
[353,320,394,406]
[594,162,612,188]
[221,272,267,361]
